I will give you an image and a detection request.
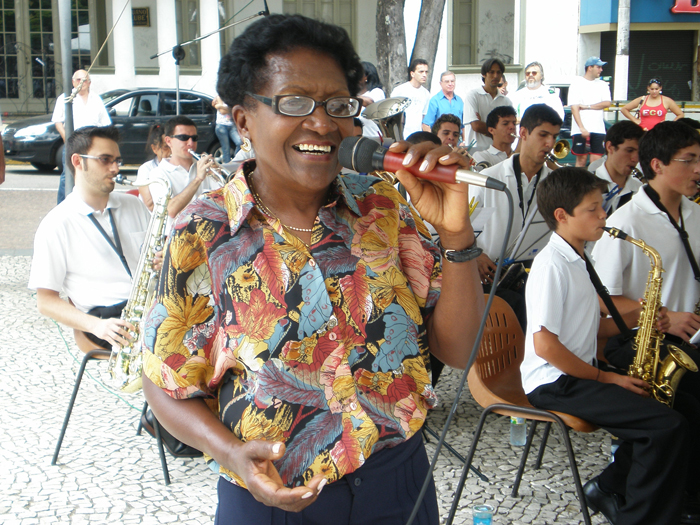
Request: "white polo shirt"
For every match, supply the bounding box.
[595,163,642,215]
[51,92,111,129]
[470,156,552,261]
[28,191,151,313]
[567,76,611,135]
[390,82,431,138]
[149,158,222,232]
[521,233,600,394]
[509,85,565,121]
[472,146,509,170]
[463,88,512,153]
[592,188,700,313]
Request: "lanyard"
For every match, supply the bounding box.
[512,154,543,228]
[88,209,132,278]
[644,185,700,282]
[583,254,633,339]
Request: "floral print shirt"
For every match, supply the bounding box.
[142,162,443,488]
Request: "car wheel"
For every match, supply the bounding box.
[31,162,57,172]
[54,144,65,172]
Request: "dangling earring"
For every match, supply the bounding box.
[241,137,252,153]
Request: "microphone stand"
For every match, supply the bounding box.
[149,5,268,115]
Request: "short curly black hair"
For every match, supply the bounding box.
[217,14,363,109]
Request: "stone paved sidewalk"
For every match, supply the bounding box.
[1,255,610,524]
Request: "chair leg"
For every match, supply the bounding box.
[152,416,171,486]
[52,349,111,465]
[446,407,494,525]
[553,420,592,525]
[535,421,552,469]
[422,424,489,482]
[137,401,149,436]
[511,420,539,497]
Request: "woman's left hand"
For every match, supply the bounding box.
[390,141,474,240]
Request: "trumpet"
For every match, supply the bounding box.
[188,149,233,185]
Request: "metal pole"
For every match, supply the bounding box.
[613,0,630,101]
[59,0,74,196]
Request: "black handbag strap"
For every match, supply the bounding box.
[584,254,634,339]
[644,185,700,282]
[88,209,132,278]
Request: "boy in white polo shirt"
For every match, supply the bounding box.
[521,167,691,524]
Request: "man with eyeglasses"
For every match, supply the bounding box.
[146,115,222,233]
[29,126,151,350]
[51,70,112,205]
[508,62,565,123]
[593,121,700,344]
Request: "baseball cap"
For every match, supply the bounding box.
[584,56,607,69]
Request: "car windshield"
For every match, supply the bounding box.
[100,89,130,105]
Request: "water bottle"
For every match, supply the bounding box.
[510,416,527,446]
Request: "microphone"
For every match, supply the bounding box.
[338,136,507,191]
[263,0,270,15]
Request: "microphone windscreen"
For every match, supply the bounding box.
[338,136,382,173]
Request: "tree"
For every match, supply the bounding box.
[376,0,446,94]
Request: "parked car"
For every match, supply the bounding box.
[2,88,223,171]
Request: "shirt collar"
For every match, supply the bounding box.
[549,232,585,263]
[487,145,507,156]
[223,160,362,235]
[634,183,694,221]
[596,163,641,195]
[68,190,123,216]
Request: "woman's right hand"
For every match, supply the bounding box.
[230,440,327,512]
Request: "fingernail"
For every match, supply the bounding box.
[302,492,314,499]
[439,154,450,162]
[402,153,413,166]
[317,478,328,494]
[272,443,281,454]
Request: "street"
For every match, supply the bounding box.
[0,164,137,256]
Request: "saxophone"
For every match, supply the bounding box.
[107,175,172,393]
[603,227,698,407]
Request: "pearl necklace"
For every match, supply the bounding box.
[247,172,315,233]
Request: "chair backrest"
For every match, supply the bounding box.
[468,294,530,408]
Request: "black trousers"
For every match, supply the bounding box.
[528,374,689,525]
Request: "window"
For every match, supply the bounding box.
[110,96,134,117]
[0,0,18,98]
[161,92,206,116]
[283,0,354,41]
[28,0,55,99]
[451,0,518,68]
[175,0,201,69]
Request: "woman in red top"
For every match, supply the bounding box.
[621,78,684,130]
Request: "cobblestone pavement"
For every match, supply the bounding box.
[1,255,610,524]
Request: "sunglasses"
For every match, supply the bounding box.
[78,154,123,167]
[170,134,199,142]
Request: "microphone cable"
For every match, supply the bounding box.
[406,188,515,525]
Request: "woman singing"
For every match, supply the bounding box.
[141,14,483,524]
[621,78,684,130]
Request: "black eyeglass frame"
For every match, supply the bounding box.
[78,154,124,167]
[245,92,363,118]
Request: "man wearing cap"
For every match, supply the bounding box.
[569,57,612,167]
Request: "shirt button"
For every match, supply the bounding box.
[354,478,361,486]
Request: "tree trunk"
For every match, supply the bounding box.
[376,0,407,95]
[411,0,446,88]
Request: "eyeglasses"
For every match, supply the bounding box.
[73,78,91,83]
[671,157,700,166]
[170,134,199,142]
[525,70,539,76]
[78,154,123,167]
[246,93,362,118]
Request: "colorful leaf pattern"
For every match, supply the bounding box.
[141,164,445,489]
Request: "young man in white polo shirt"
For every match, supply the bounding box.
[463,58,512,153]
[29,126,151,349]
[523,167,692,525]
[594,121,645,217]
[471,105,517,170]
[592,121,700,343]
[147,116,222,232]
[470,104,561,284]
